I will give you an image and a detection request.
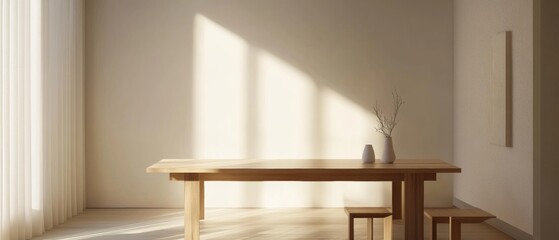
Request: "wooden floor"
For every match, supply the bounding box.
[32,209,512,240]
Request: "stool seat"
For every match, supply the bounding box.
[344,207,392,240]
[424,208,495,240]
[345,207,392,218]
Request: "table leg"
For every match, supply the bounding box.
[200,181,205,220]
[431,219,437,240]
[449,218,461,240]
[384,215,393,240]
[404,173,424,240]
[185,181,200,240]
[392,181,403,219]
[348,216,355,240]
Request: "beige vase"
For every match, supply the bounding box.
[380,137,396,163]
[362,144,375,163]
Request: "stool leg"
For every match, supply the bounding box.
[431,219,437,240]
[449,218,461,240]
[200,181,205,220]
[384,216,392,240]
[367,218,373,240]
[349,216,355,240]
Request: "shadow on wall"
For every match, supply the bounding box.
[189,0,453,208]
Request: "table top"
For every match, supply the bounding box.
[146,159,461,174]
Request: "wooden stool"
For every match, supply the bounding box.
[344,207,392,240]
[424,208,496,240]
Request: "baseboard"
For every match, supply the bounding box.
[453,198,533,240]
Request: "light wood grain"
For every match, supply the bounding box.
[170,172,437,182]
[345,207,392,218]
[147,159,461,174]
[425,208,496,240]
[367,218,373,240]
[200,181,205,220]
[384,215,393,240]
[424,208,495,223]
[184,181,200,240]
[345,207,393,240]
[147,159,460,240]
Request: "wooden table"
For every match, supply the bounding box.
[146,159,460,240]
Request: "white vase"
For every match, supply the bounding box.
[381,137,396,163]
[362,144,375,163]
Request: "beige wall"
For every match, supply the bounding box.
[85,0,195,207]
[454,0,533,235]
[85,0,454,208]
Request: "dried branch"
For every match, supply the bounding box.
[373,90,405,137]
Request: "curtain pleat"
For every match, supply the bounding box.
[0,0,85,239]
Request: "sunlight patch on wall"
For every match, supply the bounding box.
[320,88,388,207]
[193,15,247,159]
[193,14,249,207]
[321,88,376,157]
[192,14,387,207]
[256,51,317,158]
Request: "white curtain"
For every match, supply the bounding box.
[0,0,85,239]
